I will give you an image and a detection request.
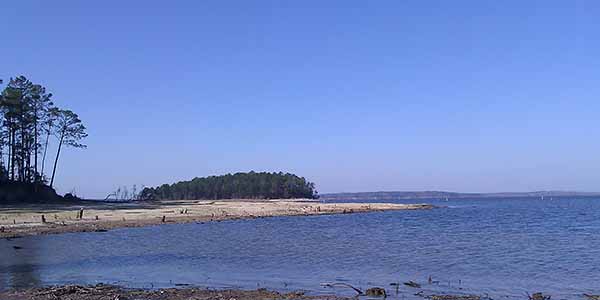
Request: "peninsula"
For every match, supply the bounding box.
[0,199,433,238]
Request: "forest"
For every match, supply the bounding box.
[140,172,318,200]
[0,76,87,200]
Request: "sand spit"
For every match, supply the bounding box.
[0,199,434,238]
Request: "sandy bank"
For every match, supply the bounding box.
[0,199,434,238]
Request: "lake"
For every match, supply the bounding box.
[2,197,600,299]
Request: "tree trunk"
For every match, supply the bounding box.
[10,127,15,181]
[21,122,27,182]
[50,133,64,188]
[7,127,11,180]
[34,118,38,181]
[26,137,31,182]
[41,124,51,180]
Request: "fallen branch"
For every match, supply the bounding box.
[320,282,363,295]
[196,201,216,205]
[404,281,422,288]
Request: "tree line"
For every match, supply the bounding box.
[0,76,87,187]
[140,172,318,200]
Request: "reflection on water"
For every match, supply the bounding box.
[1,237,41,288]
[1,197,600,300]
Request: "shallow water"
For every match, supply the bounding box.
[2,197,600,299]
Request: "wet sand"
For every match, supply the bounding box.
[0,199,434,238]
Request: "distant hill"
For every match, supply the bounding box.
[320,191,600,201]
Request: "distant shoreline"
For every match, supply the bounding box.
[320,191,600,201]
[0,199,434,238]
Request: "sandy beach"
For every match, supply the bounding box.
[0,199,434,238]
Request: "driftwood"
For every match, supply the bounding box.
[320,282,363,295]
[404,281,422,288]
[365,287,387,297]
[104,192,117,201]
[528,292,551,300]
[584,294,600,300]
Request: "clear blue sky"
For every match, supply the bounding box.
[2,1,599,198]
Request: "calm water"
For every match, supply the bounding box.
[2,197,600,299]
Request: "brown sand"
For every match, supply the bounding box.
[0,199,434,238]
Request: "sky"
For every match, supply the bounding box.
[1,1,599,198]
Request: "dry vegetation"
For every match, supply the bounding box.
[0,284,346,300]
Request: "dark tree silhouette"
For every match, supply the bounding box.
[140,172,318,200]
[0,76,87,192]
[50,109,87,187]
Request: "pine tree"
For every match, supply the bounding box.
[50,109,87,187]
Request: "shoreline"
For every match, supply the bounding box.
[0,199,434,238]
[0,283,490,300]
[0,284,348,300]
